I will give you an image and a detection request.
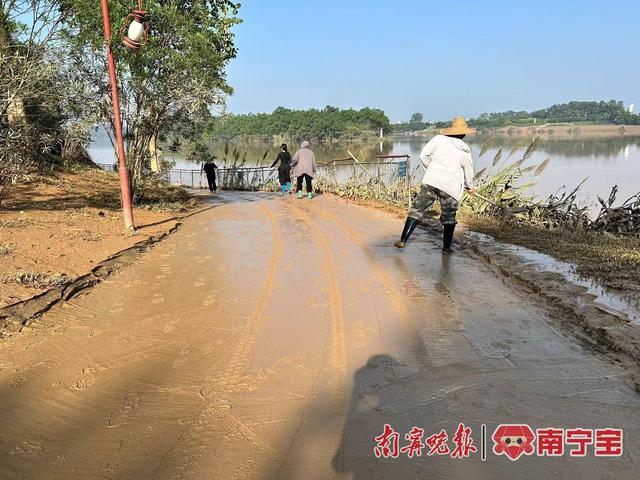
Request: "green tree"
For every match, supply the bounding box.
[410,112,423,124]
[208,106,391,141]
[1,1,90,204]
[60,0,241,196]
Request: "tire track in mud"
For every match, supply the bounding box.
[274,202,348,478]
[287,203,347,384]
[306,200,433,366]
[153,202,282,480]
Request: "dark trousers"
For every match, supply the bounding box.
[278,165,291,186]
[296,174,312,193]
[206,173,217,192]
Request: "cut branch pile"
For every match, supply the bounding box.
[593,187,640,236]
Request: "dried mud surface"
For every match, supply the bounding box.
[0,192,638,479]
[0,170,187,308]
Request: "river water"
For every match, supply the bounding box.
[89,132,640,207]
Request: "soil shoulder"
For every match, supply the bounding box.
[0,168,198,308]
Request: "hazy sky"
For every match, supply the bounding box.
[225,0,639,122]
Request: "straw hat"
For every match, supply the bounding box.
[440,117,476,135]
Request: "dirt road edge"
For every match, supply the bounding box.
[0,222,184,337]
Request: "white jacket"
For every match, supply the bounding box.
[418,135,475,201]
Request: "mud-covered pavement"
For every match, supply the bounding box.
[0,192,638,479]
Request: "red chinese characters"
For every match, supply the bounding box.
[425,429,450,456]
[565,428,593,457]
[400,427,425,458]
[373,423,623,461]
[594,429,623,457]
[373,424,399,459]
[451,423,478,459]
[537,428,564,457]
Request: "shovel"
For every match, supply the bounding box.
[469,192,529,216]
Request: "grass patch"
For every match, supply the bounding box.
[0,243,12,256]
[0,219,36,228]
[313,177,415,210]
[80,231,102,242]
[134,176,196,212]
[3,271,71,289]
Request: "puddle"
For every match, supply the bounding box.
[469,232,640,325]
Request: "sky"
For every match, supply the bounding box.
[224,0,640,122]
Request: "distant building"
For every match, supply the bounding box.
[629,104,635,113]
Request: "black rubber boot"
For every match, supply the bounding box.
[442,224,456,253]
[394,217,419,248]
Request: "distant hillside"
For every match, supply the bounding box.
[394,100,640,133]
[475,100,640,128]
[208,106,391,141]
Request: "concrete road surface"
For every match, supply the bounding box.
[0,192,638,479]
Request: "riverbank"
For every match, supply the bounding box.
[490,123,640,137]
[459,212,640,301]
[0,168,198,309]
[402,123,640,138]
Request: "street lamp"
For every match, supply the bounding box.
[121,8,149,50]
[99,1,150,232]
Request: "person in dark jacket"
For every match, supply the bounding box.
[271,143,292,195]
[201,158,218,193]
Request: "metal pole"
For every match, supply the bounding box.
[407,154,412,210]
[100,0,135,232]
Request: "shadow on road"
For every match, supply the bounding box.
[332,354,426,479]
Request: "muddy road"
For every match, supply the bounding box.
[0,192,638,479]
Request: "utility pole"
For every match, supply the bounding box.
[100,0,135,232]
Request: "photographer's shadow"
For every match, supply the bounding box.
[332,354,427,479]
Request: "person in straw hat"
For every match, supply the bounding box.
[394,117,476,253]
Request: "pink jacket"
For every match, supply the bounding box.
[292,141,317,178]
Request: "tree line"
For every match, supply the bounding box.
[207,106,391,141]
[396,100,640,133]
[475,100,640,127]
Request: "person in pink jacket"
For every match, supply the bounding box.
[394,117,476,253]
[292,140,317,199]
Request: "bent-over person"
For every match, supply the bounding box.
[394,117,476,253]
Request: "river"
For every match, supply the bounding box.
[89,132,640,207]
